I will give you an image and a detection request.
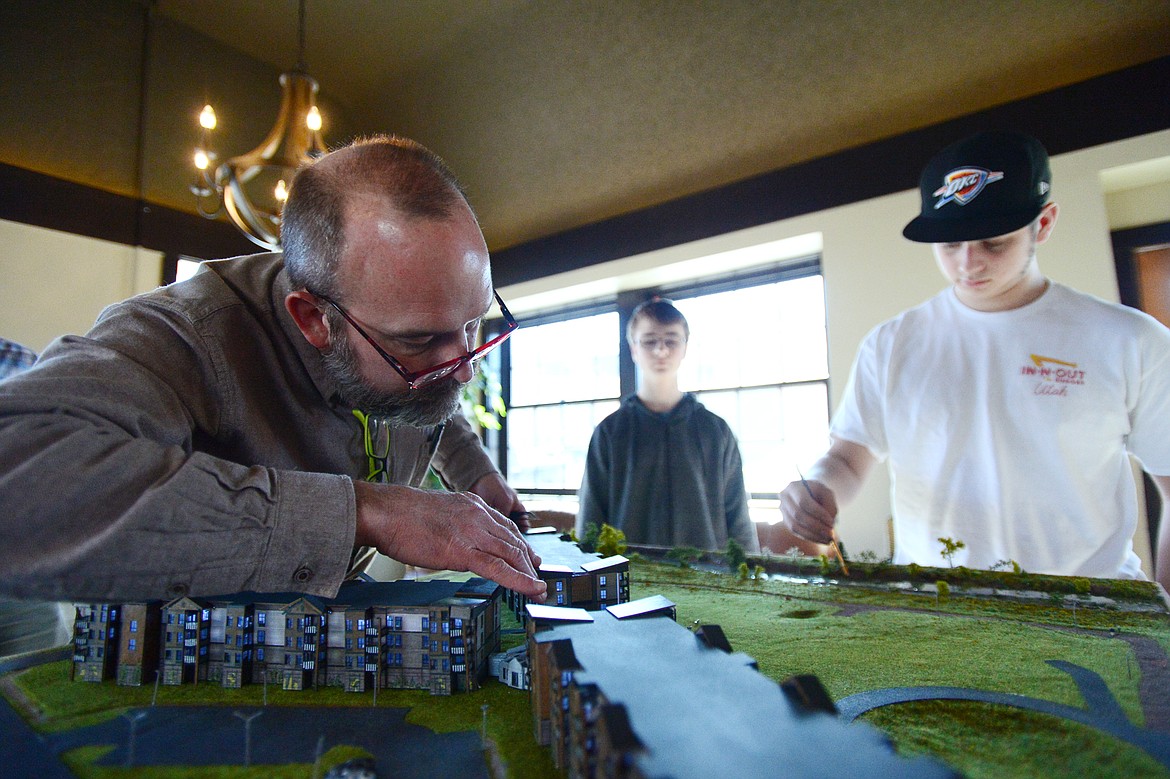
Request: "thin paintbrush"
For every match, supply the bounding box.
[796,467,850,576]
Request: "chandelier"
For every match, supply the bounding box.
[190,0,327,250]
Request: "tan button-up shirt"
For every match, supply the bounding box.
[0,253,497,602]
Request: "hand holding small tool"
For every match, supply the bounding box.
[796,467,849,576]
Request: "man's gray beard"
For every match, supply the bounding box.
[322,334,463,428]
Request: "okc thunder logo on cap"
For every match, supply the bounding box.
[932,167,1004,209]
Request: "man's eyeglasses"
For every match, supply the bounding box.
[315,290,518,390]
[635,337,685,352]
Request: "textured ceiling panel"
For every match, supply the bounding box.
[57,0,1170,249]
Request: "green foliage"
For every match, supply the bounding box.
[1072,577,1092,595]
[724,538,747,571]
[936,580,950,601]
[818,554,831,576]
[462,360,506,431]
[667,546,704,568]
[579,522,601,553]
[595,524,628,558]
[737,562,750,580]
[937,537,966,568]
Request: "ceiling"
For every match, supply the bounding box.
[155,1,1170,252]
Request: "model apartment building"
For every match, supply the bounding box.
[506,527,631,622]
[72,578,502,696]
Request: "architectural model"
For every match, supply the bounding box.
[73,578,502,696]
[505,527,630,621]
[524,595,957,777]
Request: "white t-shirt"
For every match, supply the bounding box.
[831,282,1170,578]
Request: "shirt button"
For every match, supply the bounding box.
[293,566,314,584]
[166,582,189,597]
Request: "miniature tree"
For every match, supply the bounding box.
[578,522,601,553]
[737,562,750,581]
[753,564,766,581]
[935,580,950,605]
[725,538,747,571]
[596,524,628,557]
[937,537,966,568]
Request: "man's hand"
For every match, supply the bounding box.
[779,478,839,545]
[781,440,877,545]
[468,472,533,532]
[354,481,546,601]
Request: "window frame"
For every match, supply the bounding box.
[493,254,827,509]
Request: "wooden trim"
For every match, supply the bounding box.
[0,163,259,260]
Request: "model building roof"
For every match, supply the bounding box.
[199,578,495,610]
[532,608,955,777]
[524,531,624,572]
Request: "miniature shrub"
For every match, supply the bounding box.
[725,538,747,571]
[667,546,703,568]
[596,524,628,557]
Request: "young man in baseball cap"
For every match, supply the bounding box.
[781,130,1170,592]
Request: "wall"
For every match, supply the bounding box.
[500,129,1170,570]
[0,220,162,353]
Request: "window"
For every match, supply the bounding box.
[130,620,138,633]
[128,639,137,651]
[500,258,828,524]
[504,310,621,509]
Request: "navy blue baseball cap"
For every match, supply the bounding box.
[903,130,1052,243]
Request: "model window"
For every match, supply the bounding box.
[128,639,136,651]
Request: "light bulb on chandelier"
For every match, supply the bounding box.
[189,0,326,250]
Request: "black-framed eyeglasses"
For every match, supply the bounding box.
[315,290,518,390]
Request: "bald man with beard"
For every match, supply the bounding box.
[0,135,546,606]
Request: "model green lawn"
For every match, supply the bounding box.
[634,562,1170,779]
[5,558,1168,778]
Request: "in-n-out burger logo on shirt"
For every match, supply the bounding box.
[933,167,1005,209]
[1020,354,1085,397]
